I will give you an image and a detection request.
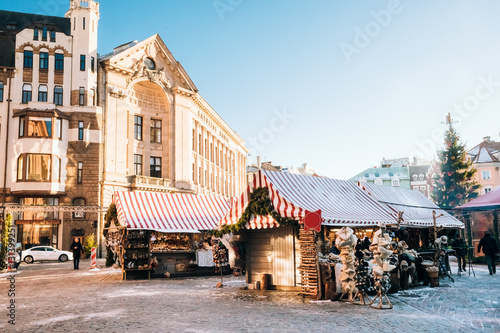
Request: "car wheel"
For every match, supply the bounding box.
[24,255,34,264]
[59,254,68,262]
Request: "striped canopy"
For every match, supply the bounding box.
[114,191,231,233]
[220,170,398,229]
[358,182,464,229]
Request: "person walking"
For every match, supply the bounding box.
[477,231,499,275]
[452,234,467,272]
[71,238,84,270]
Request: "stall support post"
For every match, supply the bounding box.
[463,213,473,260]
[493,211,500,249]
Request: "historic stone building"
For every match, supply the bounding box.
[0,1,247,252]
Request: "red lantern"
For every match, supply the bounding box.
[303,210,322,232]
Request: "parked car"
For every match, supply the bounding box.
[22,246,74,263]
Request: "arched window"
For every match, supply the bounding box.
[0,81,3,102]
[22,84,32,104]
[419,174,424,181]
[412,174,418,181]
[53,86,63,105]
[72,198,86,219]
[38,85,48,102]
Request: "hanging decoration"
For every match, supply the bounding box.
[335,226,358,302]
[303,210,322,232]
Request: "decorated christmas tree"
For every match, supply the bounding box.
[431,115,480,208]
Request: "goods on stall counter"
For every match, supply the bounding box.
[335,226,358,301]
[213,241,228,268]
[369,224,394,309]
[352,238,373,305]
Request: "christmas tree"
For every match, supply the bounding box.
[431,116,480,208]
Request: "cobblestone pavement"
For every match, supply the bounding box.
[0,259,499,332]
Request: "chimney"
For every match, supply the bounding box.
[483,136,491,143]
[257,156,262,169]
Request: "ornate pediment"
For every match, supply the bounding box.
[126,54,172,91]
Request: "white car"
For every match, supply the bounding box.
[22,246,74,263]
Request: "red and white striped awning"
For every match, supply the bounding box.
[114,191,231,233]
[220,170,398,229]
[358,182,464,229]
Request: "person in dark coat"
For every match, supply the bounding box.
[477,231,499,275]
[71,238,84,270]
[452,234,467,272]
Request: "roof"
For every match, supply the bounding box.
[114,191,232,233]
[359,182,464,228]
[458,186,500,209]
[220,170,398,229]
[349,166,409,182]
[468,141,500,163]
[0,10,71,67]
[409,165,431,178]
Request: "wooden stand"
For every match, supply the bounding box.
[352,291,370,305]
[369,292,393,309]
[339,291,353,302]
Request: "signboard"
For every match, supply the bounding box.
[303,210,322,232]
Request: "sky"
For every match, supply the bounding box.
[3,0,500,180]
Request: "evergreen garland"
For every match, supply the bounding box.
[211,187,298,237]
[431,123,480,208]
[0,214,12,270]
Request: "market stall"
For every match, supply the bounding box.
[113,191,231,280]
[458,185,500,260]
[218,170,398,296]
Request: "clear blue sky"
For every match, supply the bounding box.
[4,0,500,179]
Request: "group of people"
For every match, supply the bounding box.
[453,232,498,275]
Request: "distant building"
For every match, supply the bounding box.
[467,136,500,195]
[247,159,319,185]
[349,157,411,189]
[409,164,432,198]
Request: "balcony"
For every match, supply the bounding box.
[129,175,172,192]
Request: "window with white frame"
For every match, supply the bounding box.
[482,170,491,180]
[484,186,493,194]
[392,179,400,187]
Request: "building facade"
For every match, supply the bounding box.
[349,157,411,189]
[467,136,500,195]
[0,1,247,252]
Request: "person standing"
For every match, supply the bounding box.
[452,234,467,272]
[477,231,499,275]
[71,238,84,270]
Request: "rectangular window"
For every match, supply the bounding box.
[33,29,39,40]
[39,52,49,69]
[17,156,24,181]
[53,86,63,105]
[198,133,202,155]
[38,85,48,102]
[50,30,55,42]
[134,154,143,176]
[484,186,493,194]
[392,179,400,187]
[482,170,491,180]
[83,17,86,30]
[55,54,64,71]
[19,116,25,137]
[28,117,52,137]
[192,129,196,151]
[80,55,86,71]
[24,50,33,68]
[134,115,143,140]
[55,118,62,139]
[42,27,47,41]
[79,87,85,106]
[205,138,208,159]
[150,157,161,178]
[22,84,32,104]
[192,164,195,182]
[0,82,3,102]
[78,121,84,140]
[150,119,161,143]
[77,162,83,184]
[26,154,51,181]
[91,57,95,72]
[199,166,202,185]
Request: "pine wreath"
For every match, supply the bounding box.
[210,187,298,237]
